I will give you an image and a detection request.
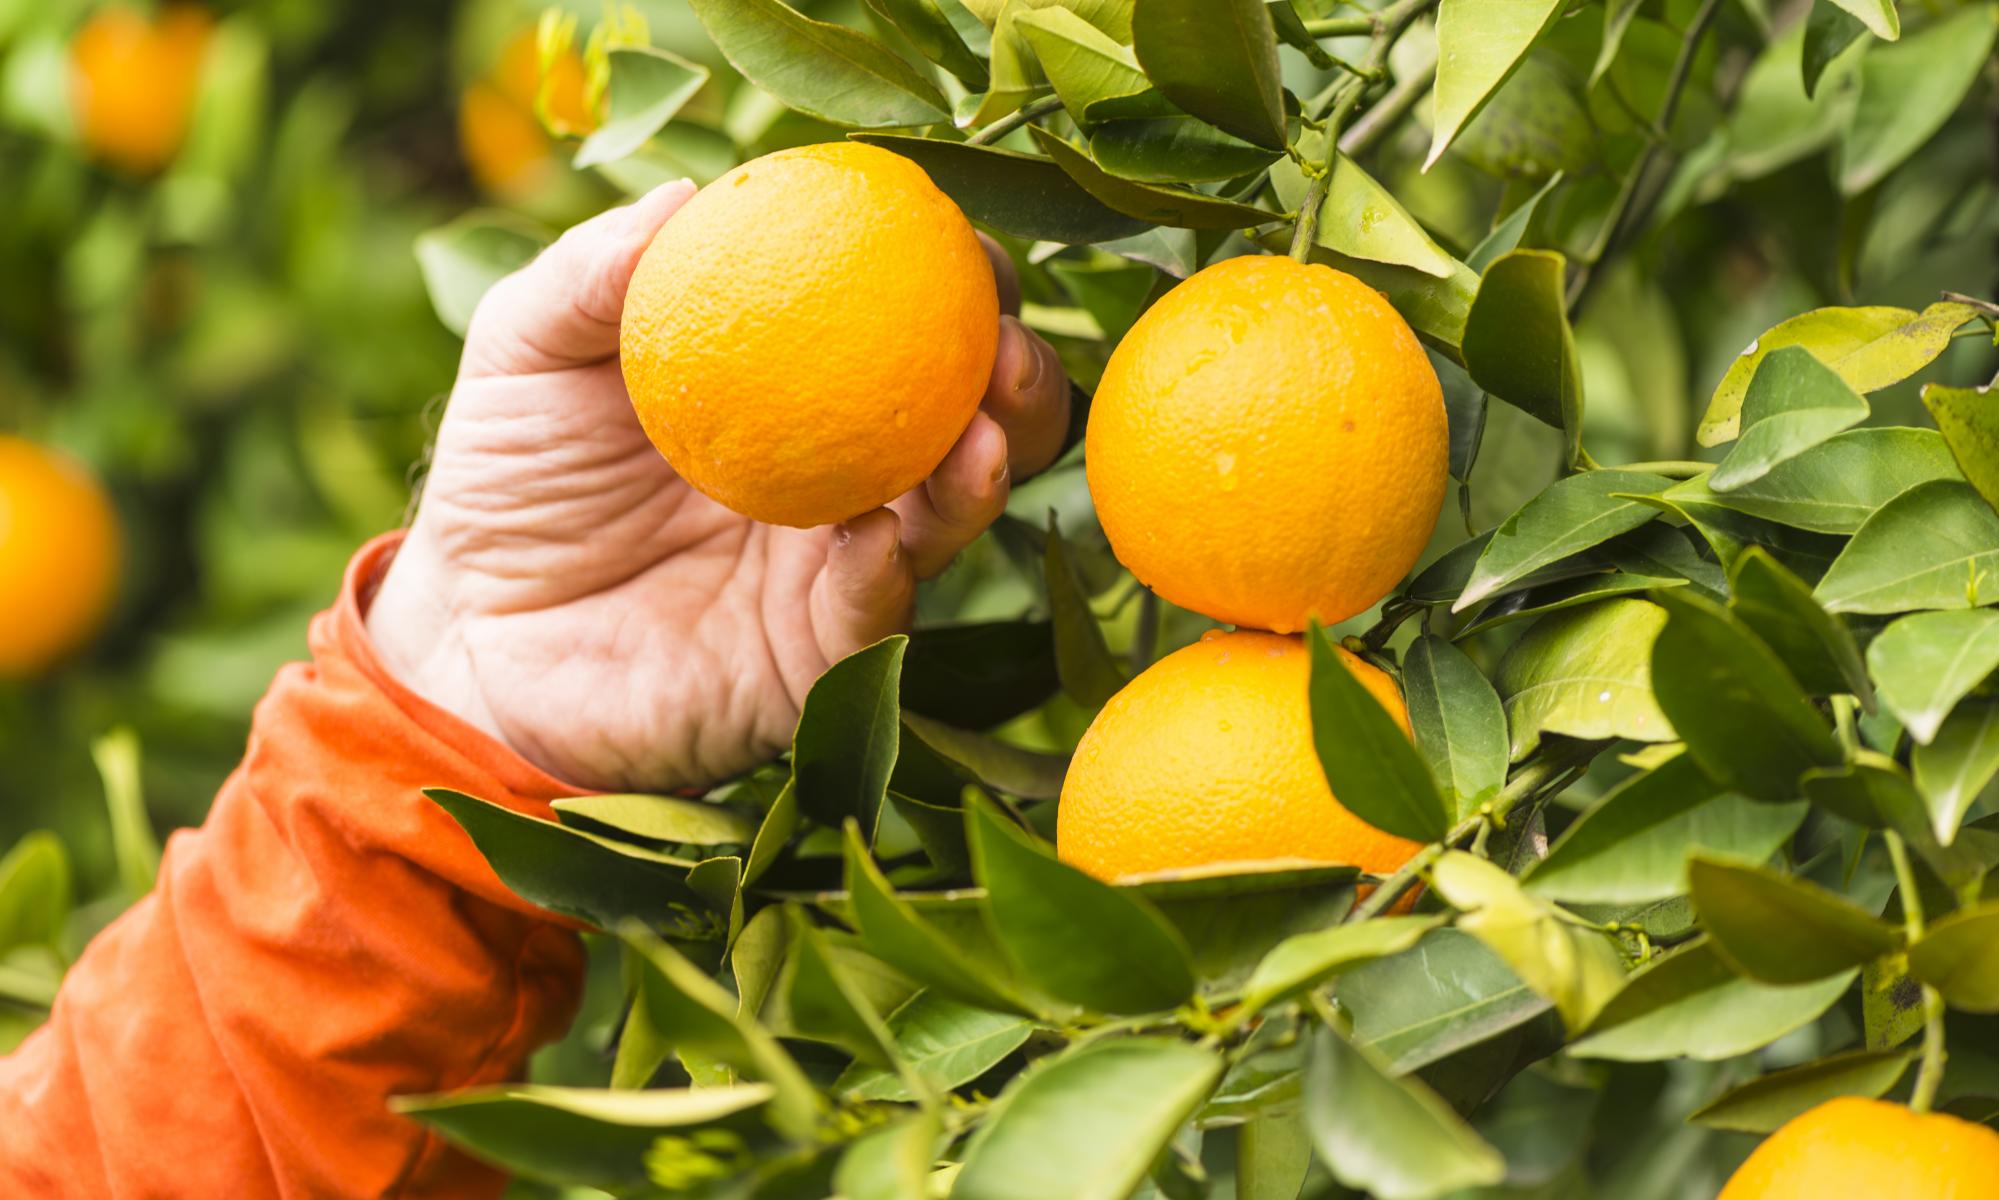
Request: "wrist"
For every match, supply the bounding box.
[363,531,506,747]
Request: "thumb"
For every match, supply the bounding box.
[460,179,698,379]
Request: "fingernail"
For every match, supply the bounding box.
[1013,329,1047,394]
[991,456,1009,486]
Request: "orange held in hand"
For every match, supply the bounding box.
[1717,1096,1999,1199]
[69,4,212,176]
[620,142,999,528]
[1057,630,1422,882]
[0,437,120,678]
[1087,254,1448,633]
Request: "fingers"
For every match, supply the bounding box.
[978,233,1022,317]
[809,508,917,664]
[461,179,698,379]
[983,316,1071,478]
[892,412,1011,578]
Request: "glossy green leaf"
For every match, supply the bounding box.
[1270,138,1460,278]
[393,1083,774,1190]
[1913,701,1999,846]
[1814,481,1999,614]
[425,789,712,935]
[1130,0,1287,150]
[900,619,1058,731]
[1456,470,1670,611]
[835,1109,940,1200]
[843,825,1034,1016]
[1699,304,1978,444]
[1800,755,1993,887]
[1426,0,1566,169]
[837,992,1035,1102]
[686,0,948,128]
[1907,901,1999,1011]
[1570,940,1857,1061]
[1466,172,1562,272]
[1458,569,1689,637]
[781,908,910,1082]
[792,636,905,837]
[1711,347,1870,491]
[1802,1,1867,97]
[966,797,1196,1013]
[551,793,755,846]
[1649,589,1843,801]
[1461,250,1583,460]
[862,0,991,88]
[1728,547,1872,701]
[1015,7,1150,122]
[1235,1111,1313,1200]
[1138,865,1358,994]
[1527,753,1807,904]
[1028,127,1278,229]
[1496,598,1674,759]
[955,1037,1223,1200]
[1689,857,1903,983]
[1694,428,1961,534]
[1088,116,1283,183]
[1239,915,1444,1015]
[413,211,546,337]
[1303,1024,1505,1199]
[1840,4,1997,194]
[900,712,1068,801]
[855,135,1151,244]
[742,780,797,887]
[1452,54,1595,182]
[1342,929,1553,1074]
[0,832,70,954]
[1867,609,1999,744]
[571,47,710,169]
[1403,635,1509,818]
[1923,382,1999,514]
[1630,484,1849,582]
[1430,851,1628,1031]
[1043,518,1126,708]
[1308,626,1450,842]
[1689,1048,1915,1132]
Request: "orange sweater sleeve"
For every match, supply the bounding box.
[0,533,588,1198]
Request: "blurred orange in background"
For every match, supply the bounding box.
[0,438,120,679]
[69,4,213,176]
[459,28,596,197]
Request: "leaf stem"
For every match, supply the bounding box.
[1884,828,1948,1113]
[965,94,1065,147]
[1565,0,1723,314]
[1607,459,1710,479]
[1304,15,1377,37]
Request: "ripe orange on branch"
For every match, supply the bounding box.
[0,438,120,678]
[1718,1097,1999,1199]
[620,142,999,528]
[1087,254,1448,634]
[1057,630,1423,882]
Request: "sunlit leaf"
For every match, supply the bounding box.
[1427,0,1566,169]
[1688,857,1903,984]
[1302,1024,1505,1200]
[1814,481,1999,614]
[686,0,948,128]
[1688,1048,1914,1132]
[1130,0,1287,150]
[1840,4,1997,194]
[572,46,710,169]
[1496,598,1673,759]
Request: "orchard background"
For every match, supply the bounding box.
[3,0,1999,1197]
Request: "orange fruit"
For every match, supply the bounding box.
[69,5,212,176]
[0,438,120,677]
[459,28,595,195]
[1057,630,1423,881]
[1718,1097,1999,1199]
[1086,254,1447,633]
[619,142,999,528]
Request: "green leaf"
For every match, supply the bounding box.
[1591,0,1646,84]
[1867,609,1999,745]
[1814,481,1999,614]
[743,780,798,887]
[1044,519,1126,708]
[862,0,991,88]
[1630,484,1850,582]
[1452,54,1596,182]
[843,825,1035,1016]
[794,636,906,839]
[1570,940,1857,1061]
[1015,7,1151,122]
[0,832,70,955]
[835,1109,941,1200]
[685,0,949,128]
[1407,529,1607,607]
[1496,598,1674,759]
[551,793,755,846]
[1913,701,1999,846]
[1649,589,1843,801]
[1923,382,1999,514]
[1235,1111,1313,1200]
[1840,3,1998,194]
[966,797,1196,1013]
[1302,1024,1506,1200]
[1699,304,1979,444]
[1711,347,1870,492]
[837,992,1035,1101]
[424,789,711,935]
[1403,636,1509,819]
[413,211,546,338]
[1526,754,1807,904]
[1429,851,1628,1031]
[1728,548,1872,702]
[1825,0,1899,40]
[572,46,710,169]
[1342,929,1553,1074]
[899,712,1068,801]
[781,908,911,1082]
[392,1083,774,1190]
[1461,250,1583,461]
[954,1037,1223,1200]
[90,726,158,899]
[1136,865,1358,994]
[1802,1,1868,98]
[1688,856,1903,984]
[1426,0,1566,169]
[1907,901,1999,1011]
[1027,127,1279,229]
[1239,915,1444,1015]
[1800,756,1992,886]
[1688,1048,1915,1132]
[902,619,1059,730]
[1694,428,1962,534]
[1455,470,1670,611]
[1466,172,1562,273]
[1862,957,1927,1050]
[1269,139,1461,278]
[1308,626,1450,842]
[1129,0,1287,150]
[1088,116,1283,183]
[853,135,1151,244]
[1457,569,1690,637]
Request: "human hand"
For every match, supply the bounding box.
[365,181,1070,790]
